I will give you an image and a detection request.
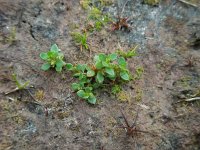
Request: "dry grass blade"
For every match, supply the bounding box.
[119,108,156,137]
[120,109,131,127]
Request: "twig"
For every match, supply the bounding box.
[185,97,200,102]
[120,109,130,127]
[174,97,200,104]
[4,86,42,106]
[178,0,198,8]
[132,107,140,128]
[4,87,20,95]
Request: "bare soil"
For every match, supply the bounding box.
[0,0,200,150]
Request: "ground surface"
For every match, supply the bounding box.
[0,0,200,150]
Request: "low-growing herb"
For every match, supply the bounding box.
[66,52,135,104]
[86,7,111,32]
[134,66,144,80]
[117,46,138,59]
[12,73,29,90]
[71,32,89,51]
[40,44,66,72]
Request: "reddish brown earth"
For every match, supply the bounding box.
[0,0,200,150]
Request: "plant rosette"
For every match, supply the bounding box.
[40,44,66,72]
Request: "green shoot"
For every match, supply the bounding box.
[12,74,29,90]
[71,32,89,51]
[40,44,66,72]
[117,46,138,59]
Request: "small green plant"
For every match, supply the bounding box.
[112,84,122,94]
[71,32,89,51]
[12,74,29,90]
[117,46,138,59]
[134,66,144,80]
[80,0,91,10]
[87,7,111,31]
[40,44,66,72]
[5,74,30,95]
[66,52,135,104]
[88,7,102,19]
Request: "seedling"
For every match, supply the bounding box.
[71,32,89,51]
[87,7,111,32]
[5,74,30,95]
[66,52,135,104]
[4,74,43,106]
[133,66,144,80]
[12,74,29,90]
[40,44,66,72]
[116,46,138,59]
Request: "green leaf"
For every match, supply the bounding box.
[95,62,103,69]
[87,70,95,77]
[66,63,74,70]
[120,71,130,81]
[93,83,101,88]
[58,53,64,59]
[19,81,30,90]
[88,95,96,104]
[94,55,100,62]
[41,63,51,71]
[96,72,104,83]
[76,64,86,72]
[50,44,60,52]
[72,83,80,91]
[40,52,48,60]
[56,66,62,72]
[73,73,80,77]
[79,73,86,80]
[85,87,93,92]
[108,75,116,80]
[109,53,117,61]
[98,53,106,61]
[118,57,127,67]
[105,68,115,77]
[47,51,55,58]
[102,61,109,67]
[77,90,86,98]
[55,60,64,72]
[79,80,86,87]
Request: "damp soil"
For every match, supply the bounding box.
[0,0,200,150]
